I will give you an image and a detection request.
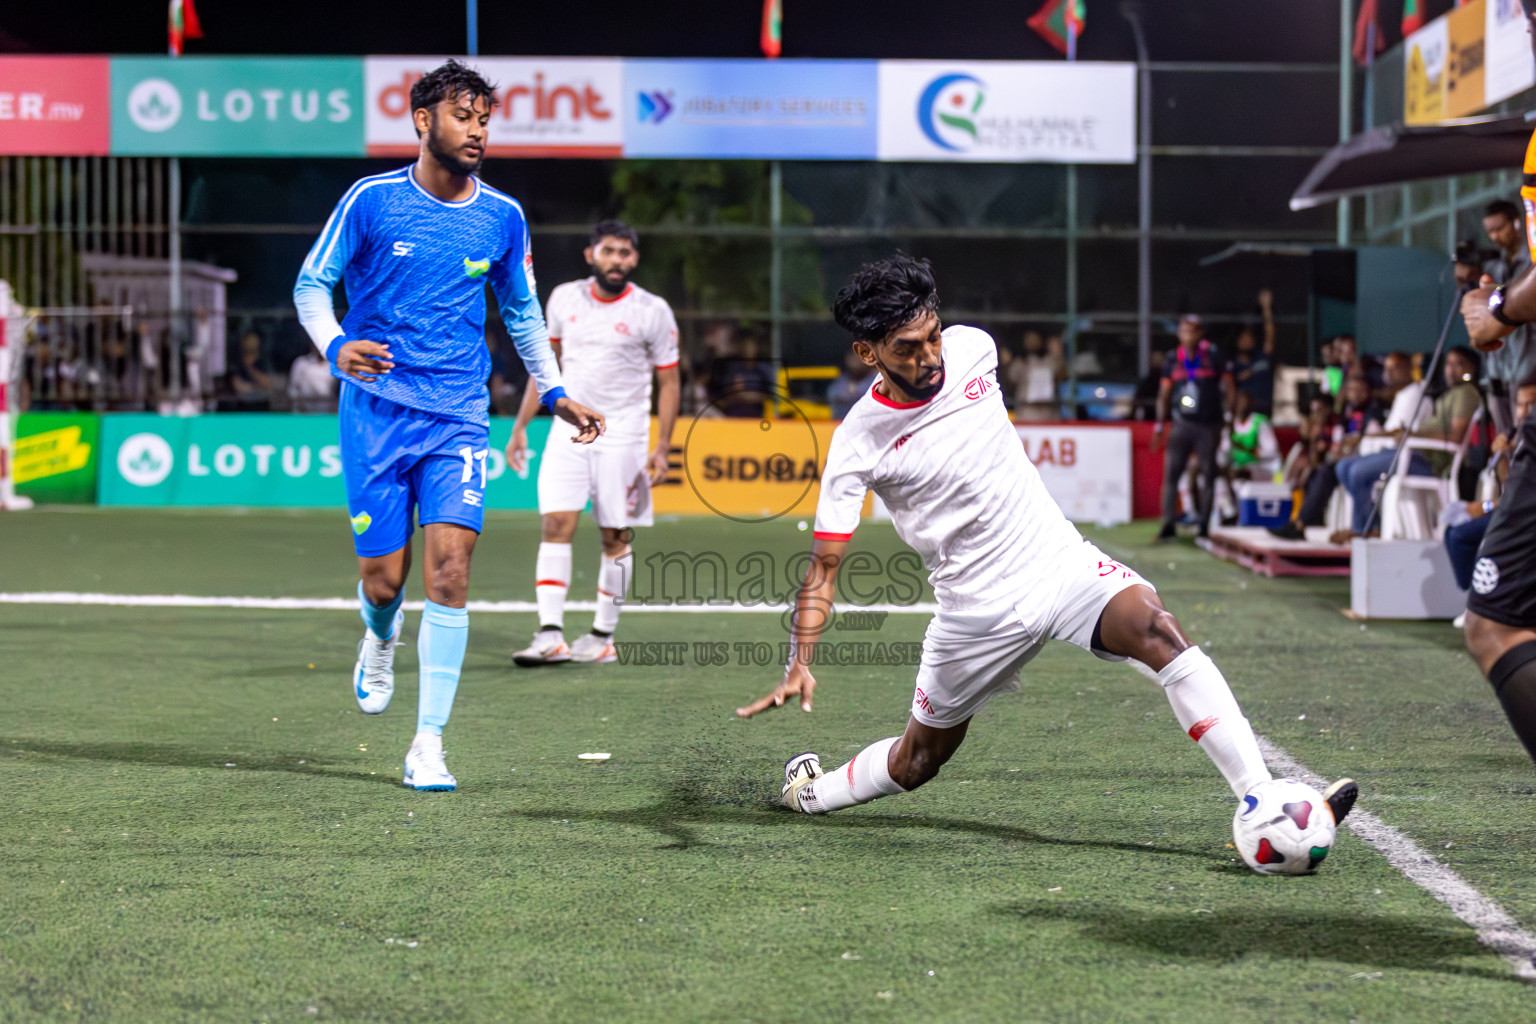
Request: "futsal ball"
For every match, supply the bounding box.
[1232,778,1336,875]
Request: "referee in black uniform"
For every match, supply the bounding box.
[1153,314,1233,541]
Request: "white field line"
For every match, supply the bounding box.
[0,592,941,615]
[5,589,1530,978]
[1257,737,1536,981]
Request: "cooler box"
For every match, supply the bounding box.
[1237,481,1292,528]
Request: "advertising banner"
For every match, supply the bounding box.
[111,57,365,156]
[1444,0,1487,120]
[1015,423,1132,524]
[1485,0,1535,108]
[99,414,548,509]
[14,412,98,504]
[0,57,111,156]
[1405,17,1452,124]
[365,57,623,158]
[877,60,1135,164]
[623,59,878,159]
[652,415,844,520]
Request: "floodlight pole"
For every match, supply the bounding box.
[1121,2,1152,379]
[1337,0,1352,246]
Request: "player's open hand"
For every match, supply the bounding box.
[335,340,394,382]
[647,446,671,485]
[554,397,606,444]
[507,426,531,477]
[736,660,817,718]
[1461,275,1515,351]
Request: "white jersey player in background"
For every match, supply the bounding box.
[737,256,1358,871]
[507,221,680,665]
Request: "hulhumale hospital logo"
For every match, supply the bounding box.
[127,78,183,133]
[917,73,985,152]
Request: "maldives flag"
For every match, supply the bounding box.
[760,0,782,59]
[1028,0,1086,57]
[1401,0,1424,36]
[168,0,204,56]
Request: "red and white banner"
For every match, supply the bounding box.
[364,57,623,158]
[0,57,111,156]
[1016,423,1132,524]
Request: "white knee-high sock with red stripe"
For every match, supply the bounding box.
[534,542,571,631]
[592,548,631,634]
[797,736,906,814]
[1155,647,1270,797]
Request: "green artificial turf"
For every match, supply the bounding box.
[1,509,1533,1022]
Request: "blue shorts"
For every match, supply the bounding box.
[339,385,489,558]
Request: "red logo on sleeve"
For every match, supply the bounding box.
[964,374,995,400]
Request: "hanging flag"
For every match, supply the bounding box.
[1353,0,1385,66]
[168,0,204,57]
[1028,0,1085,57]
[760,0,782,59]
[1401,0,1424,36]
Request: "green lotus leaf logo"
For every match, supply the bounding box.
[463,257,490,278]
[350,511,373,535]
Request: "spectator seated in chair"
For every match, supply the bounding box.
[1267,374,1384,540]
[1326,346,1482,545]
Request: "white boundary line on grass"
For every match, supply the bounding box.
[1257,736,1536,981]
[0,592,941,615]
[5,591,1532,979]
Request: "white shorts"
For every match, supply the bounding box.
[910,542,1153,728]
[536,428,653,529]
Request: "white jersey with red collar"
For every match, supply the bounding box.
[545,277,679,446]
[814,324,1084,612]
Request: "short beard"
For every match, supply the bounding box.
[426,128,482,177]
[874,353,945,401]
[590,264,631,294]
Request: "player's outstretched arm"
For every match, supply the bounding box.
[736,537,847,717]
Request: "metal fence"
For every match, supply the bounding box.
[4,55,1345,415]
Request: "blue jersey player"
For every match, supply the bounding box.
[293,61,605,792]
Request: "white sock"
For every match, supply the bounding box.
[1156,647,1271,797]
[534,542,572,631]
[592,548,631,634]
[797,736,906,814]
[410,731,441,756]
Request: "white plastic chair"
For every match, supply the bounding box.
[1378,407,1480,540]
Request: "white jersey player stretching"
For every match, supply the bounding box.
[737,256,1358,867]
[507,221,680,665]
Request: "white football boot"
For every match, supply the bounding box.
[779,752,824,811]
[569,632,617,663]
[402,734,456,792]
[353,608,404,714]
[512,629,572,667]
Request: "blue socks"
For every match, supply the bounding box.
[358,580,404,640]
[416,599,468,737]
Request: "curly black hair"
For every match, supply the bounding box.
[832,254,940,343]
[589,220,640,249]
[410,59,499,126]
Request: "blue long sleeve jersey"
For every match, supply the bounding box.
[292,166,563,426]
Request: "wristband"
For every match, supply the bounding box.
[324,334,346,365]
[539,385,567,413]
[1488,285,1522,327]
[1483,499,1495,515]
